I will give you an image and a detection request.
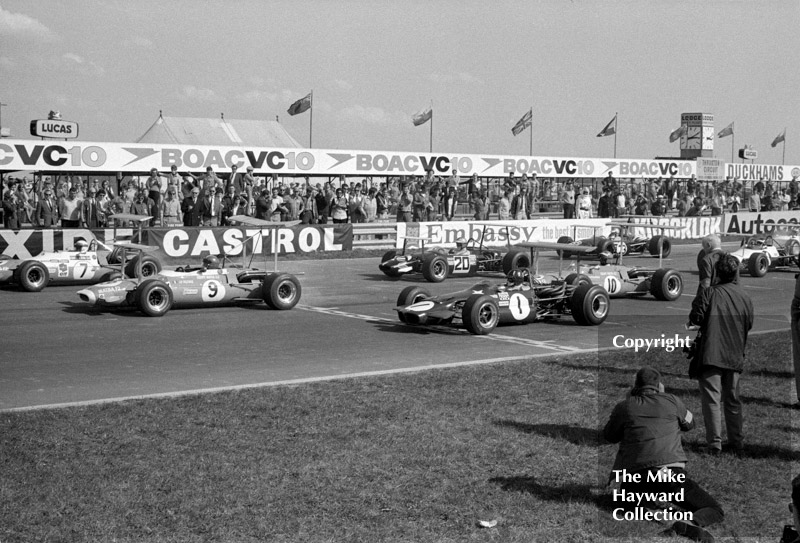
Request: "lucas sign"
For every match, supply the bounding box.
[30,119,79,139]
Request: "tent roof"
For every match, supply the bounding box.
[136,115,303,148]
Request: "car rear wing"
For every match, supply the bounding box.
[227,215,302,273]
[515,241,597,277]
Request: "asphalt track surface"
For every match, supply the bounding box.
[0,243,793,411]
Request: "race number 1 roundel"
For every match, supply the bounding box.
[508,292,531,320]
[201,279,225,301]
[603,275,620,294]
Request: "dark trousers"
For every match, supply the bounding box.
[622,467,723,527]
[563,203,574,219]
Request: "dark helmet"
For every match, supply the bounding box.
[202,255,221,269]
[598,251,613,265]
[507,269,527,285]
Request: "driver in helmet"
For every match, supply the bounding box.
[506,268,531,291]
[74,238,89,253]
[452,236,469,256]
[598,251,614,266]
[201,255,221,271]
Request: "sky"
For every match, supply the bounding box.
[1,0,798,165]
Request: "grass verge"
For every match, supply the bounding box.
[1,332,796,542]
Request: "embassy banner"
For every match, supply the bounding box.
[0,138,697,179]
[395,219,613,249]
[0,224,353,261]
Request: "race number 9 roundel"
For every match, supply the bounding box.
[603,275,620,294]
[202,279,225,301]
[508,292,531,320]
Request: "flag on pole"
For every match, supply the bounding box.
[771,129,786,148]
[596,115,616,137]
[511,110,532,136]
[717,122,734,139]
[669,125,687,143]
[287,92,312,116]
[412,106,432,127]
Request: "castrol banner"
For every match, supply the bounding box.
[0,138,697,179]
[0,225,353,261]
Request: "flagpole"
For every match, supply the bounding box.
[309,90,313,148]
[614,112,618,159]
[529,107,533,156]
[783,128,787,165]
[429,101,433,153]
[731,133,734,163]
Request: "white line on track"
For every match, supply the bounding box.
[295,305,587,352]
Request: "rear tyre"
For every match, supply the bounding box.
[648,235,671,258]
[124,254,162,279]
[262,273,302,310]
[502,249,530,275]
[380,250,401,277]
[747,252,768,277]
[570,284,609,326]
[396,286,432,323]
[564,273,591,287]
[595,236,615,254]
[462,294,500,335]
[556,236,574,259]
[649,268,683,301]
[136,279,172,317]
[421,253,448,283]
[17,260,49,292]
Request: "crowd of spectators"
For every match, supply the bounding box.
[2,167,798,229]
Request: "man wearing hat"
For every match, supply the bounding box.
[181,187,202,227]
[604,367,723,542]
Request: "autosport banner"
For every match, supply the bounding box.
[0,224,353,260]
[0,138,697,179]
[722,211,800,236]
[621,216,723,240]
[148,225,353,263]
[395,219,613,249]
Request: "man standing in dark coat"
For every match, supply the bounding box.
[689,254,754,456]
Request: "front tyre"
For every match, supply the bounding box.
[649,268,683,301]
[556,236,574,259]
[570,284,609,326]
[421,253,448,283]
[747,252,768,277]
[462,294,500,335]
[17,260,50,292]
[396,286,432,324]
[262,273,302,310]
[137,279,173,317]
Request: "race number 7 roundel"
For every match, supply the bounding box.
[508,292,531,320]
[202,280,226,301]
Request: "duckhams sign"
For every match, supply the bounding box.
[0,138,697,179]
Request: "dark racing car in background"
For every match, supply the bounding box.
[555,222,682,259]
[379,222,531,282]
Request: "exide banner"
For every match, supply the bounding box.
[0,138,699,179]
